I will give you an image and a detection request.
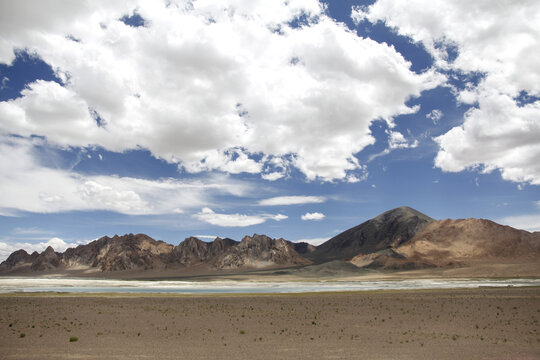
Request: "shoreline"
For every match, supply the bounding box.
[1,276,539,296]
[1,285,539,299]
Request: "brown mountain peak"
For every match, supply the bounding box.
[307,207,434,263]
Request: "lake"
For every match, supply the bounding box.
[1,277,539,294]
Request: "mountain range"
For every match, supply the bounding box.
[1,206,539,277]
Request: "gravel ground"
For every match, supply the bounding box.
[1,287,539,359]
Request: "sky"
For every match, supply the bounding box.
[0,0,539,260]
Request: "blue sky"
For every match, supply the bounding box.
[0,0,539,259]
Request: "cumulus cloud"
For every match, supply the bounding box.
[0,0,442,182]
[258,195,326,206]
[0,136,252,215]
[301,212,325,221]
[434,90,540,184]
[0,237,88,261]
[355,0,540,185]
[194,207,287,227]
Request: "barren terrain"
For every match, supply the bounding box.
[1,287,539,359]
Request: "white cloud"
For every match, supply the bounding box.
[367,130,419,163]
[182,148,262,174]
[194,207,287,227]
[388,130,419,150]
[271,214,289,221]
[355,0,540,185]
[498,214,540,232]
[301,212,325,221]
[261,172,285,181]
[0,136,253,215]
[292,237,328,246]
[194,235,218,240]
[367,148,390,163]
[353,0,540,94]
[12,227,55,236]
[0,237,88,262]
[426,109,443,124]
[1,76,8,89]
[434,91,540,184]
[0,0,442,182]
[258,195,326,206]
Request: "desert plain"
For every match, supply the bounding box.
[1,286,539,360]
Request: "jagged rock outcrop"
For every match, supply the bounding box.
[169,237,238,266]
[63,233,174,271]
[214,234,312,269]
[169,234,309,269]
[170,236,211,265]
[31,246,61,271]
[307,206,434,263]
[0,249,39,271]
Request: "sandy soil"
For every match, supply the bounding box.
[1,287,539,360]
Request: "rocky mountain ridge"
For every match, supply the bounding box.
[0,233,311,274]
[1,207,539,276]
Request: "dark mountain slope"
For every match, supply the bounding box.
[307,206,434,263]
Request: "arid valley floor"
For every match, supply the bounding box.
[1,287,539,359]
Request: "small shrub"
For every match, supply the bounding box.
[69,336,78,342]
[19,333,25,338]
[239,330,245,335]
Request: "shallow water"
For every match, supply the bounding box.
[0,277,539,294]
